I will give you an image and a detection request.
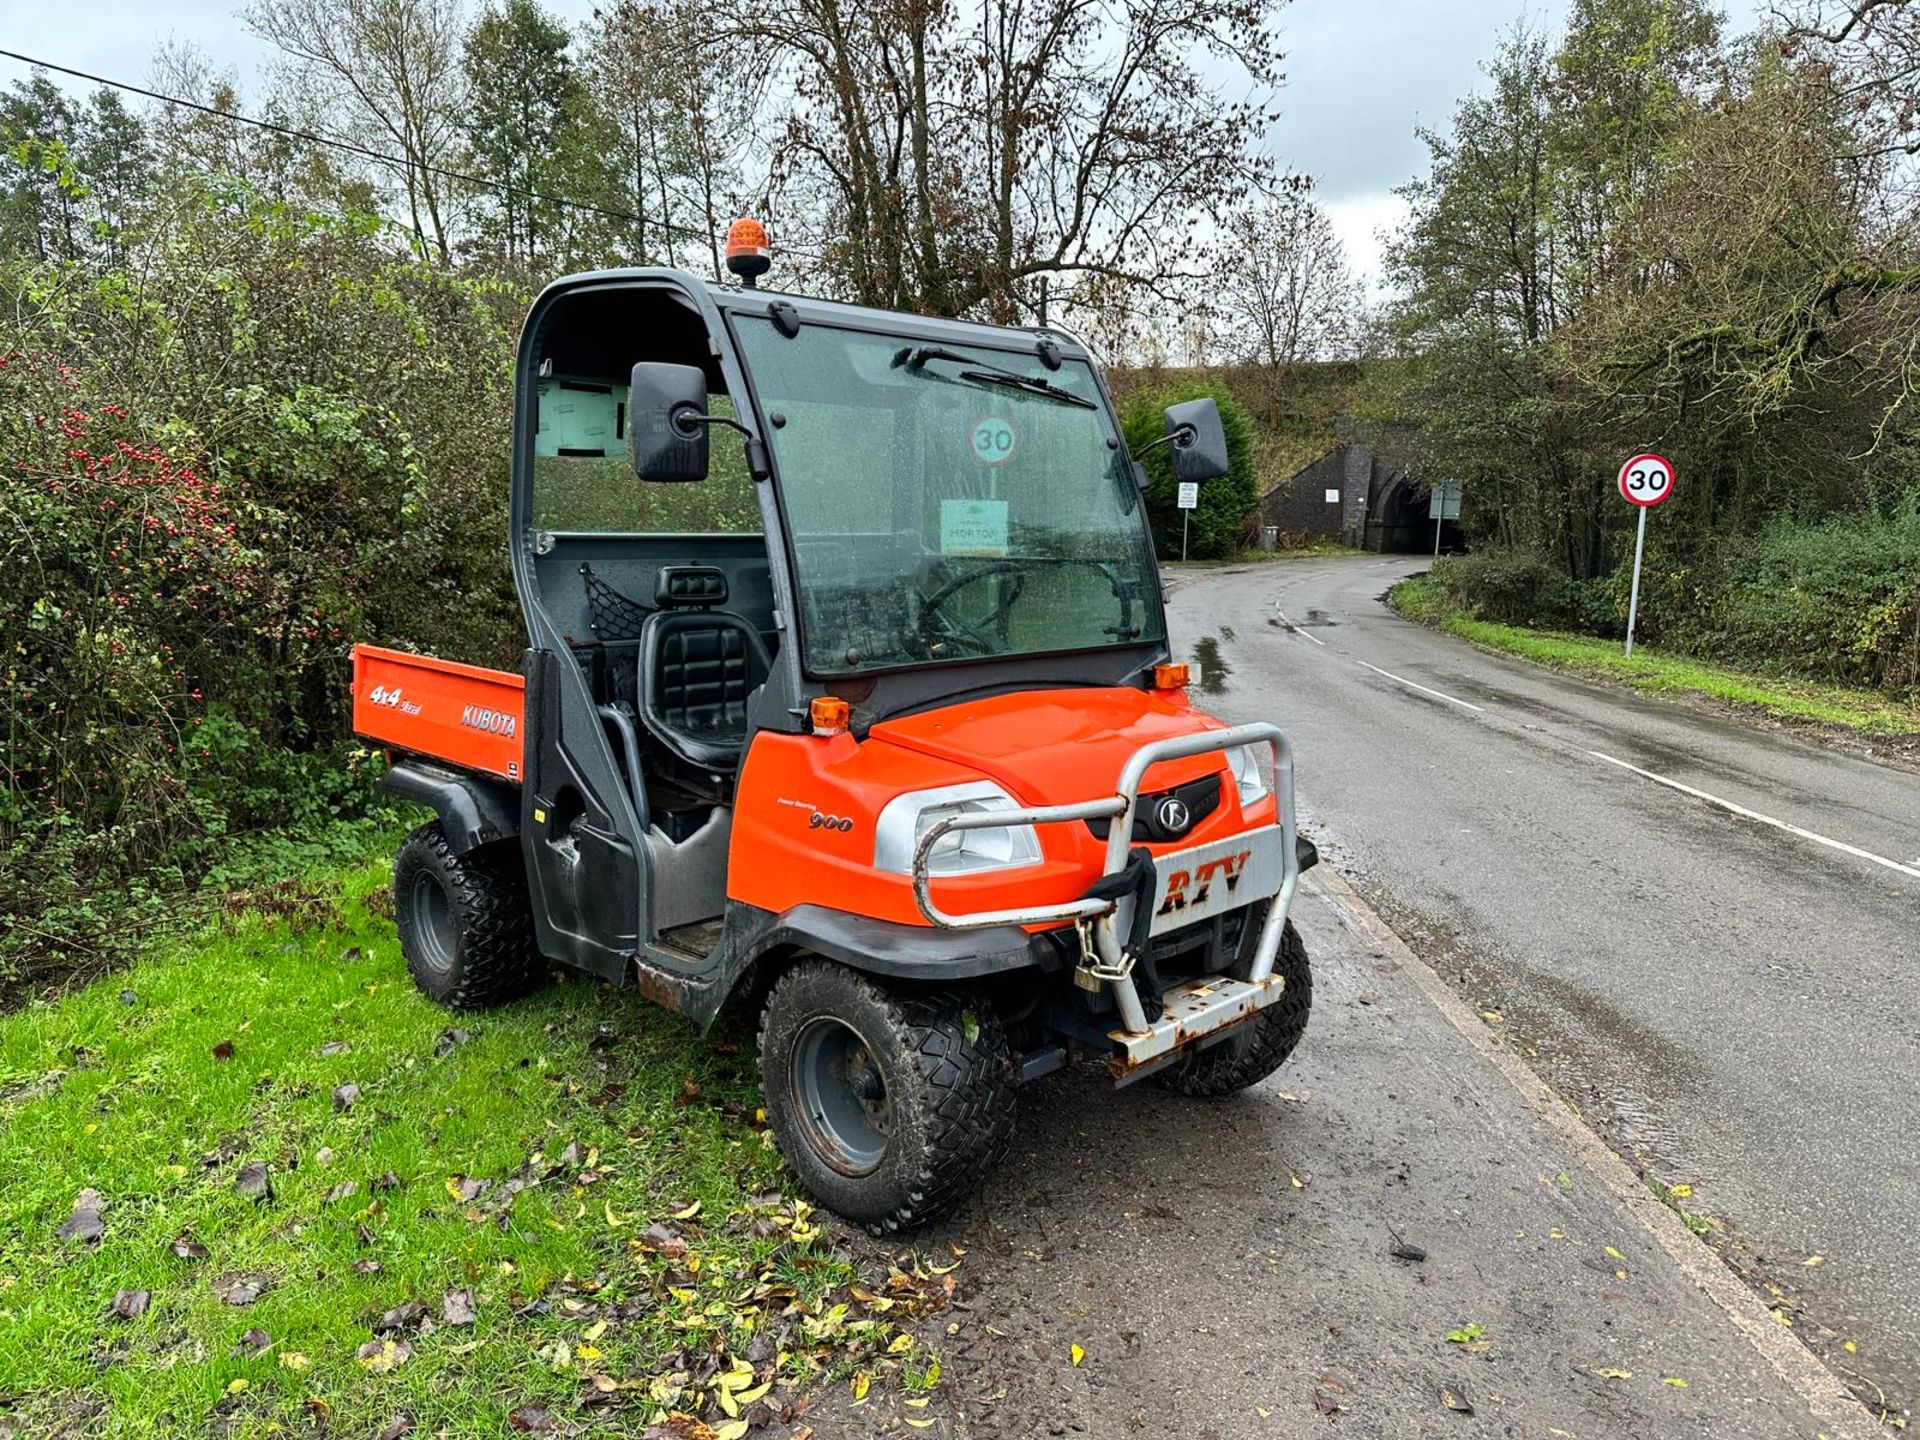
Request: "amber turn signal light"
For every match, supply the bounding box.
[810,696,850,733]
[1153,663,1190,690]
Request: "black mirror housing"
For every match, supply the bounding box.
[628,361,710,483]
[1164,397,1230,484]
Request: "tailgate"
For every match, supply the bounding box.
[351,644,525,782]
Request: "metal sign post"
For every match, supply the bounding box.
[1177,481,1198,561]
[1616,453,1675,658]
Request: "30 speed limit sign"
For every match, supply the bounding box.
[1617,452,1674,507]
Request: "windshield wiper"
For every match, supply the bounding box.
[892,344,1096,410]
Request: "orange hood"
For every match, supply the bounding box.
[868,686,1230,805]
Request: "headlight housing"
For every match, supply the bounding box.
[1225,744,1269,808]
[873,782,1044,876]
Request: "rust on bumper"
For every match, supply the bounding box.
[1106,971,1289,1084]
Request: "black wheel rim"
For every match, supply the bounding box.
[409,870,458,976]
[790,1017,891,1177]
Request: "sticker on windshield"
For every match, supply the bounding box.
[940,499,1010,556]
[970,415,1020,466]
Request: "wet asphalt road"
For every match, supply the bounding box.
[1162,554,1920,1415]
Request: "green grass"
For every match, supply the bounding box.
[0,853,947,1438]
[1392,576,1920,738]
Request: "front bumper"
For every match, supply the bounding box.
[910,722,1301,1043]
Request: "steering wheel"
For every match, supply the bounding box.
[915,556,1129,659]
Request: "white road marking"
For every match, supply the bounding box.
[1356,660,1485,712]
[1272,609,1326,647]
[1588,750,1920,880]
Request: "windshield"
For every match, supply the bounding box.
[731,317,1164,676]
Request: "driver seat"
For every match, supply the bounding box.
[637,566,772,778]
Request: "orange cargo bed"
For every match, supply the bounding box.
[351,644,525,783]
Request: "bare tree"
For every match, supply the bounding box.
[1215,192,1362,371]
[584,0,762,274]
[740,0,1286,321]
[245,0,469,264]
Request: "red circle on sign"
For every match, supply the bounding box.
[970,415,1020,466]
[1617,452,1675,508]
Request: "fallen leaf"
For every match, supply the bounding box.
[851,1371,870,1400]
[1444,1324,1486,1344]
[1668,1183,1693,1198]
[371,1170,401,1192]
[507,1405,553,1432]
[357,1337,413,1373]
[1662,1376,1689,1389]
[1390,1239,1428,1262]
[226,1378,249,1396]
[376,1300,428,1334]
[57,1191,105,1244]
[326,1181,358,1206]
[671,1200,701,1220]
[445,1174,487,1203]
[169,1233,209,1262]
[676,1078,703,1106]
[1590,1367,1634,1381]
[213,1273,270,1307]
[961,1008,981,1044]
[333,1083,361,1112]
[212,1040,236,1061]
[1440,1385,1473,1414]
[373,1414,415,1440]
[108,1289,150,1319]
[233,1327,272,1355]
[1804,1255,1825,1267]
[641,1222,688,1259]
[1069,1343,1086,1366]
[443,1287,477,1325]
[281,1352,311,1372]
[1314,1390,1346,1416]
[353,1258,383,1275]
[434,1028,471,1058]
[319,1041,351,1058]
[233,1162,274,1204]
[305,1397,332,1425]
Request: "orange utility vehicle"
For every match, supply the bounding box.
[351,234,1315,1230]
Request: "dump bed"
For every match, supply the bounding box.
[350,644,525,782]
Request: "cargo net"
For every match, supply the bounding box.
[580,564,652,642]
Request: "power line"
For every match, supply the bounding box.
[0,46,722,247]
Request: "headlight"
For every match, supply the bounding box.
[873,782,1044,876]
[1225,744,1269,807]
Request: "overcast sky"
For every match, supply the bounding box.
[3,0,1760,289]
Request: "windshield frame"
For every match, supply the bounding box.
[720,306,1167,684]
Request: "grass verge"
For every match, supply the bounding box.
[1391,575,1920,740]
[0,850,956,1438]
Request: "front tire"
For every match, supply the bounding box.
[1155,918,1312,1097]
[758,961,1014,1233]
[392,822,540,1010]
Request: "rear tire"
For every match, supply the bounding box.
[392,822,540,1010]
[758,961,1014,1233]
[1154,918,1312,1097]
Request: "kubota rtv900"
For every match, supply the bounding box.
[351,233,1315,1230]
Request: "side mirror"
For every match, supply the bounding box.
[628,361,710,483]
[1164,397,1230,484]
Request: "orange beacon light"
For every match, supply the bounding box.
[725,218,772,287]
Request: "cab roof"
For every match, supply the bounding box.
[533,265,1098,368]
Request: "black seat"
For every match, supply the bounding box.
[636,566,771,775]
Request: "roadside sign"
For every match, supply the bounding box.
[1176,481,1199,510]
[1428,480,1461,555]
[1617,452,1675,658]
[1617,452,1674,507]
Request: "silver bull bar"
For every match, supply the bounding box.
[910,723,1299,1042]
